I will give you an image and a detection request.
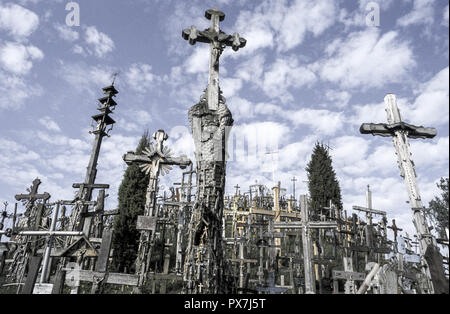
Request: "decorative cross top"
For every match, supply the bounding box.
[124,130,191,176]
[182,8,246,111]
[15,178,51,205]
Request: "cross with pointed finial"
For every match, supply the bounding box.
[182,8,246,111]
[111,72,119,86]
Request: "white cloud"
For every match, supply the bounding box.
[409,67,449,126]
[285,108,344,136]
[54,23,79,42]
[317,29,415,89]
[0,41,43,75]
[125,63,158,93]
[57,61,113,94]
[84,26,115,58]
[325,90,352,108]
[234,0,338,53]
[443,4,449,26]
[397,0,435,27]
[0,69,42,110]
[221,78,243,98]
[235,54,265,85]
[39,116,61,132]
[0,2,39,39]
[184,46,209,74]
[262,56,317,102]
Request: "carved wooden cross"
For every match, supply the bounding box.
[182,8,246,110]
[15,178,51,206]
[15,178,51,233]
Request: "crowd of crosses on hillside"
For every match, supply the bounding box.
[0,8,448,294]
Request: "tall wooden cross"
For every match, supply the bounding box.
[360,94,447,294]
[123,130,191,292]
[182,8,246,111]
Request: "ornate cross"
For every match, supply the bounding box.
[15,178,51,205]
[182,8,246,110]
[123,130,191,291]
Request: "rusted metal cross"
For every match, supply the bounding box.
[182,8,246,111]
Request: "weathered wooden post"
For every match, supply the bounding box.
[360,94,447,294]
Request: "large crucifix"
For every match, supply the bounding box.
[360,94,448,294]
[182,8,246,111]
[182,8,246,294]
[123,129,191,292]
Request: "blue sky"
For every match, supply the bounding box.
[0,0,448,240]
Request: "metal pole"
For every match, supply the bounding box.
[40,202,60,284]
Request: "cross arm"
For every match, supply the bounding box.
[15,192,50,202]
[182,28,246,51]
[123,152,151,165]
[163,156,192,169]
[360,122,437,139]
[352,206,386,216]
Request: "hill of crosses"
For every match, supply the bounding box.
[0,8,448,295]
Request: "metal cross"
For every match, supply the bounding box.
[182,8,246,110]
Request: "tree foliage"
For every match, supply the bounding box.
[112,131,150,272]
[306,142,343,217]
[426,177,449,239]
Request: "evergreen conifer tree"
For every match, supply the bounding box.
[112,131,150,272]
[426,177,449,239]
[306,142,343,217]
